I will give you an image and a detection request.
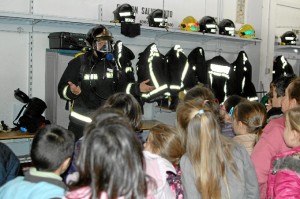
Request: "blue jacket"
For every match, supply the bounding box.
[0,142,20,186]
[0,168,67,199]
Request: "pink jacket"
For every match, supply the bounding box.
[251,117,291,199]
[63,186,125,199]
[143,151,177,199]
[266,146,300,199]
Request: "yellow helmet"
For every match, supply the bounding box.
[180,16,199,32]
[238,24,255,39]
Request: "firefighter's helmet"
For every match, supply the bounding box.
[113,4,136,23]
[280,31,297,45]
[86,25,113,47]
[238,24,255,39]
[218,19,235,36]
[180,16,199,32]
[199,16,217,34]
[148,9,167,28]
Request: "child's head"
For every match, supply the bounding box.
[284,106,300,148]
[183,85,222,125]
[232,101,267,137]
[176,98,239,198]
[220,95,247,122]
[103,92,142,131]
[271,74,296,108]
[31,124,74,173]
[184,85,216,102]
[177,98,223,151]
[74,109,147,198]
[144,123,184,165]
[282,77,300,112]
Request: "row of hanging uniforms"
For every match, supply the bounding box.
[205,50,258,103]
[136,43,258,109]
[186,48,258,103]
[136,43,197,110]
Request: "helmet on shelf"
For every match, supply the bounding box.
[113,3,136,23]
[280,31,297,45]
[238,24,255,39]
[218,19,235,36]
[180,16,199,32]
[147,9,167,28]
[199,16,217,34]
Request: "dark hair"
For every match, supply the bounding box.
[30,124,74,171]
[103,92,142,131]
[233,101,267,139]
[273,74,297,97]
[70,110,148,199]
[223,95,247,113]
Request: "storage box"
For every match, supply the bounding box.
[48,32,86,50]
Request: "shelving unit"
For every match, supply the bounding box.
[0,11,261,46]
[275,45,300,54]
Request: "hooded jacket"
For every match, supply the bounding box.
[188,47,208,85]
[230,51,258,101]
[266,146,300,199]
[272,55,294,81]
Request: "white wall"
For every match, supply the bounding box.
[0,0,268,127]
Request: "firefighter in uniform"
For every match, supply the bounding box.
[58,25,153,141]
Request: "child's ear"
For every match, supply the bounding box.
[290,98,298,108]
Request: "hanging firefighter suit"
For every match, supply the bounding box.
[207,55,232,103]
[272,55,294,81]
[165,45,197,109]
[136,43,169,102]
[188,47,208,85]
[230,51,258,101]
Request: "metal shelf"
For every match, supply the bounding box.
[0,11,261,46]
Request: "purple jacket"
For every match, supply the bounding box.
[266,146,300,199]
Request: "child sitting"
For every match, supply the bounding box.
[64,108,151,199]
[143,123,184,199]
[176,98,259,199]
[232,101,267,154]
[266,106,300,198]
[0,124,74,199]
[220,95,247,138]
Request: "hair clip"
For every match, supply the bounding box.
[228,107,234,117]
[198,109,205,115]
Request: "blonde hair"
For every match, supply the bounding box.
[176,98,239,199]
[147,123,184,165]
[287,77,300,105]
[285,106,300,134]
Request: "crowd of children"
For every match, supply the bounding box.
[1,76,300,198]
